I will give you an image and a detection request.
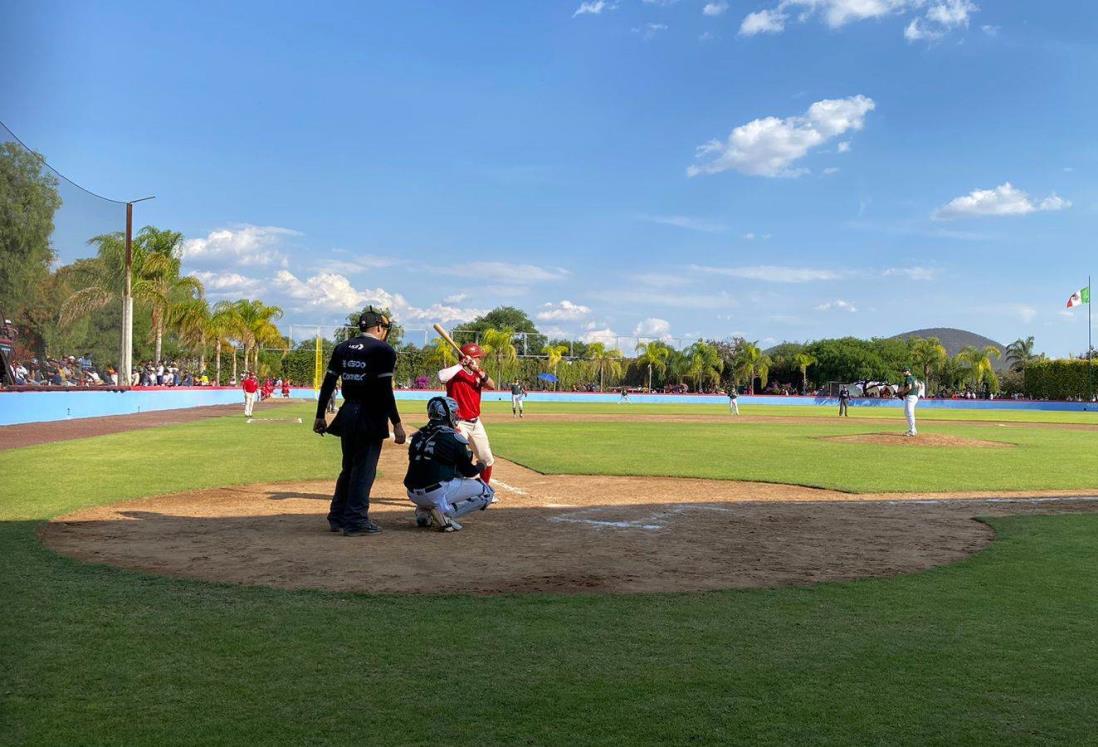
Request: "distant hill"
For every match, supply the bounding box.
[890,328,1008,370]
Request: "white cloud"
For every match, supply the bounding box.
[699,31,717,41]
[740,8,787,35]
[272,270,484,324]
[883,266,938,280]
[981,24,999,36]
[633,23,669,40]
[836,141,851,153]
[180,225,298,267]
[638,214,726,232]
[634,317,673,340]
[573,1,614,17]
[742,0,977,41]
[692,264,843,282]
[933,182,1071,220]
[443,293,469,304]
[189,270,264,296]
[316,255,401,275]
[445,262,569,283]
[537,300,592,321]
[594,288,739,309]
[688,95,875,178]
[703,1,729,16]
[815,299,857,312]
[823,167,840,175]
[581,327,620,346]
[643,0,680,5]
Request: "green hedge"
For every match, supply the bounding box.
[1024,358,1098,400]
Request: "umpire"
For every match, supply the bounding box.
[313,306,406,536]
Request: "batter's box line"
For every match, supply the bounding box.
[550,504,738,532]
[492,480,529,496]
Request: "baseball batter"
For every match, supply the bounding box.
[438,343,495,484]
[404,396,495,532]
[510,380,526,418]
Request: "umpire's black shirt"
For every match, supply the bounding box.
[316,334,401,439]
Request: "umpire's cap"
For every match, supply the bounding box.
[358,305,392,332]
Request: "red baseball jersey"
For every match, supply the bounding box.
[243,378,258,394]
[445,368,486,420]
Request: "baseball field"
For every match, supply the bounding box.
[5,399,1098,743]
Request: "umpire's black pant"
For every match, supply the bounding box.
[328,432,384,530]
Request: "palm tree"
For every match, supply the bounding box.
[1005,336,1039,373]
[958,345,1002,393]
[61,232,152,329]
[135,227,202,362]
[793,352,817,393]
[427,335,458,370]
[635,340,671,391]
[587,342,624,391]
[733,341,772,395]
[543,343,569,390]
[686,342,724,393]
[168,297,210,372]
[233,299,284,373]
[480,327,518,382]
[668,349,691,388]
[910,337,948,394]
[206,301,243,385]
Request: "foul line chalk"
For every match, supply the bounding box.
[492,480,529,496]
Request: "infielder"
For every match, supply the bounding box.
[899,367,920,436]
[242,371,258,417]
[438,343,495,484]
[510,380,526,418]
[404,397,495,532]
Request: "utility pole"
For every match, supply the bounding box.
[120,196,155,387]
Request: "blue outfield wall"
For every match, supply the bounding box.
[2,387,1097,427]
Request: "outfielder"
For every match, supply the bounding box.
[727,387,739,415]
[438,343,495,484]
[510,380,526,418]
[404,397,495,532]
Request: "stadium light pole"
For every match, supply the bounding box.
[121,196,155,387]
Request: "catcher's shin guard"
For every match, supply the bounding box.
[451,488,494,519]
[429,508,460,532]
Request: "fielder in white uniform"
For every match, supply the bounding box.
[510,380,526,418]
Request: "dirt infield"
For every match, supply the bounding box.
[824,433,1014,448]
[42,443,1098,595]
[0,399,293,452]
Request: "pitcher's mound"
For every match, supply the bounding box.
[826,433,1014,448]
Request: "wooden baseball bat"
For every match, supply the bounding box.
[432,323,465,358]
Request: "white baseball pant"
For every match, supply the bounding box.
[512,394,524,413]
[243,391,255,416]
[456,418,494,467]
[407,477,495,517]
[904,395,918,435]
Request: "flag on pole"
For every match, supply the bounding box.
[1066,287,1091,308]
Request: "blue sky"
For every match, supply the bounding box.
[3,0,1097,355]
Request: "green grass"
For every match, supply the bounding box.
[480,399,1098,424]
[3,402,1098,744]
[489,416,1098,494]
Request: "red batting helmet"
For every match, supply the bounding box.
[460,343,484,359]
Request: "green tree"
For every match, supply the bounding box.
[958,345,1002,393]
[168,297,210,372]
[793,352,818,393]
[134,226,203,362]
[733,341,772,395]
[453,306,539,347]
[587,342,624,391]
[635,340,672,391]
[0,141,63,348]
[233,299,284,374]
[480,327,518,382]
[685,341,724,393]
[426,335,457,371]
[910,337,947,394]
[1005,336,1041,373]
[543,343,569,389]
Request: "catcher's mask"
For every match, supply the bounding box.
[358,306,392,338]
[427,396,460,428]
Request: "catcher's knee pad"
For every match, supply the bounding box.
[451,486,494,519]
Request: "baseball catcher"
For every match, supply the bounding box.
[438,343,495,484]
[404,396,495,532]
